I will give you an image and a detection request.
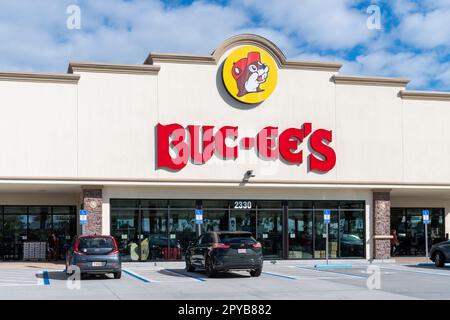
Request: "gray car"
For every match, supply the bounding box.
[430,240,450,267]
[66,235,122,278]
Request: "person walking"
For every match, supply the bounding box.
[390,229,400,256]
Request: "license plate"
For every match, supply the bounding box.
[92,262,105,267]
[238,249,247,254]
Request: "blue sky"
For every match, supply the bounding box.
[1,0,450,91]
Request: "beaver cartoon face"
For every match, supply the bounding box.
[232,51,270,97]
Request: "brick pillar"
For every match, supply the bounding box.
[373,190,392,259]
[82,188,103,235]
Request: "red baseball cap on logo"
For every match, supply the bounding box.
[232,51,261,80]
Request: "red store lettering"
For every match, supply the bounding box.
[156,123,336,173]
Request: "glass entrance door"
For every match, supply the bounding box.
[288,210,313,259]
[141,209,168,261]
[314,209,339,259]
[229,209,256,235]
[257,209,283,259]
[110,209,140,261]
[168,209,195,261]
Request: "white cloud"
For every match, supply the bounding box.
[238,0,374,49]
[397,9,450,49]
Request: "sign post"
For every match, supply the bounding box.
[323,209,331,265]
[423,210,430,262]
[195,209,203,237]
[79,210,87,236]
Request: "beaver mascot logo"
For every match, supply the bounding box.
[232,52,270,97]
[222,45,278,105]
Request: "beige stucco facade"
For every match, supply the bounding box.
[0,34,449,260]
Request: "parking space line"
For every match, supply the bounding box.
[164,269,206,282]
[123,269,151,283]
[0,278,38,283]
[0,270,47,287]
[295,266,366,279]
[379,266,450,277]
[262,271,297,280]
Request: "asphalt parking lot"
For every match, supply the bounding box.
[0,261,449,300]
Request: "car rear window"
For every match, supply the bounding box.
[218,233,256,244]
[78,237,114,249]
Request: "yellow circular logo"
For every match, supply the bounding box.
[222,45,278,104]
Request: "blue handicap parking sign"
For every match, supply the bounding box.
[422,210,430,224]
[195,209,203,225]
[323,209,331,224]
[79,210,88,225]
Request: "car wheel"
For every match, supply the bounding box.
[205,258,217,278]
[250,268,262,277]
[435,252,445,268]
[113,271,122,279]
[186,259,195,272]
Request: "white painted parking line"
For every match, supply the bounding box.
[293,266,367,279]
[379,265,450,277]
[0,269,46,287]
[259,265,367,281]
[124,267,205,283]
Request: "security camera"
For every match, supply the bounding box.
[244,170,255,179]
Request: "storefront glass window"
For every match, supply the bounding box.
[314,210,339,258]
[257,209,283,258]
[0,206,76,261]
[288,210,313,259]
[203,210,229,232]
[110,199,367,261]
[141,209,168,261]
[391,208,445,256]
[110,209,140,261]
[339,210,365,258]
[229,209,256,234]
[169,209,196,260]
[28,207,52,241]
[3,212,27,260]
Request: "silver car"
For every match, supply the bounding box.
[66,235,122,278]
[430,240,450,267]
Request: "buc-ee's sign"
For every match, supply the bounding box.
[156,123,336,173]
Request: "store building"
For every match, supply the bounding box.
[0,34,449,261]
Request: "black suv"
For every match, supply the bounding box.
[185,231,263,278]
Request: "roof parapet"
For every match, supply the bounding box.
[68,61,160,75]
[332,75,410,87]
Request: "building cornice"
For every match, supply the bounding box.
[0,71,79,84]
[68,61,160,75]
[1,177,450,190]
[399,90,450,101]
[145,34,342,72]
[332,75,410,87]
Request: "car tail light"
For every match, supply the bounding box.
[213,243,231,249]
[74,240,85,255]
[252,242,262,249]
[109,237,119,255]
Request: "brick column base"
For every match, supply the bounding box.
[373,190,392,259]
[82,188,103,235]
